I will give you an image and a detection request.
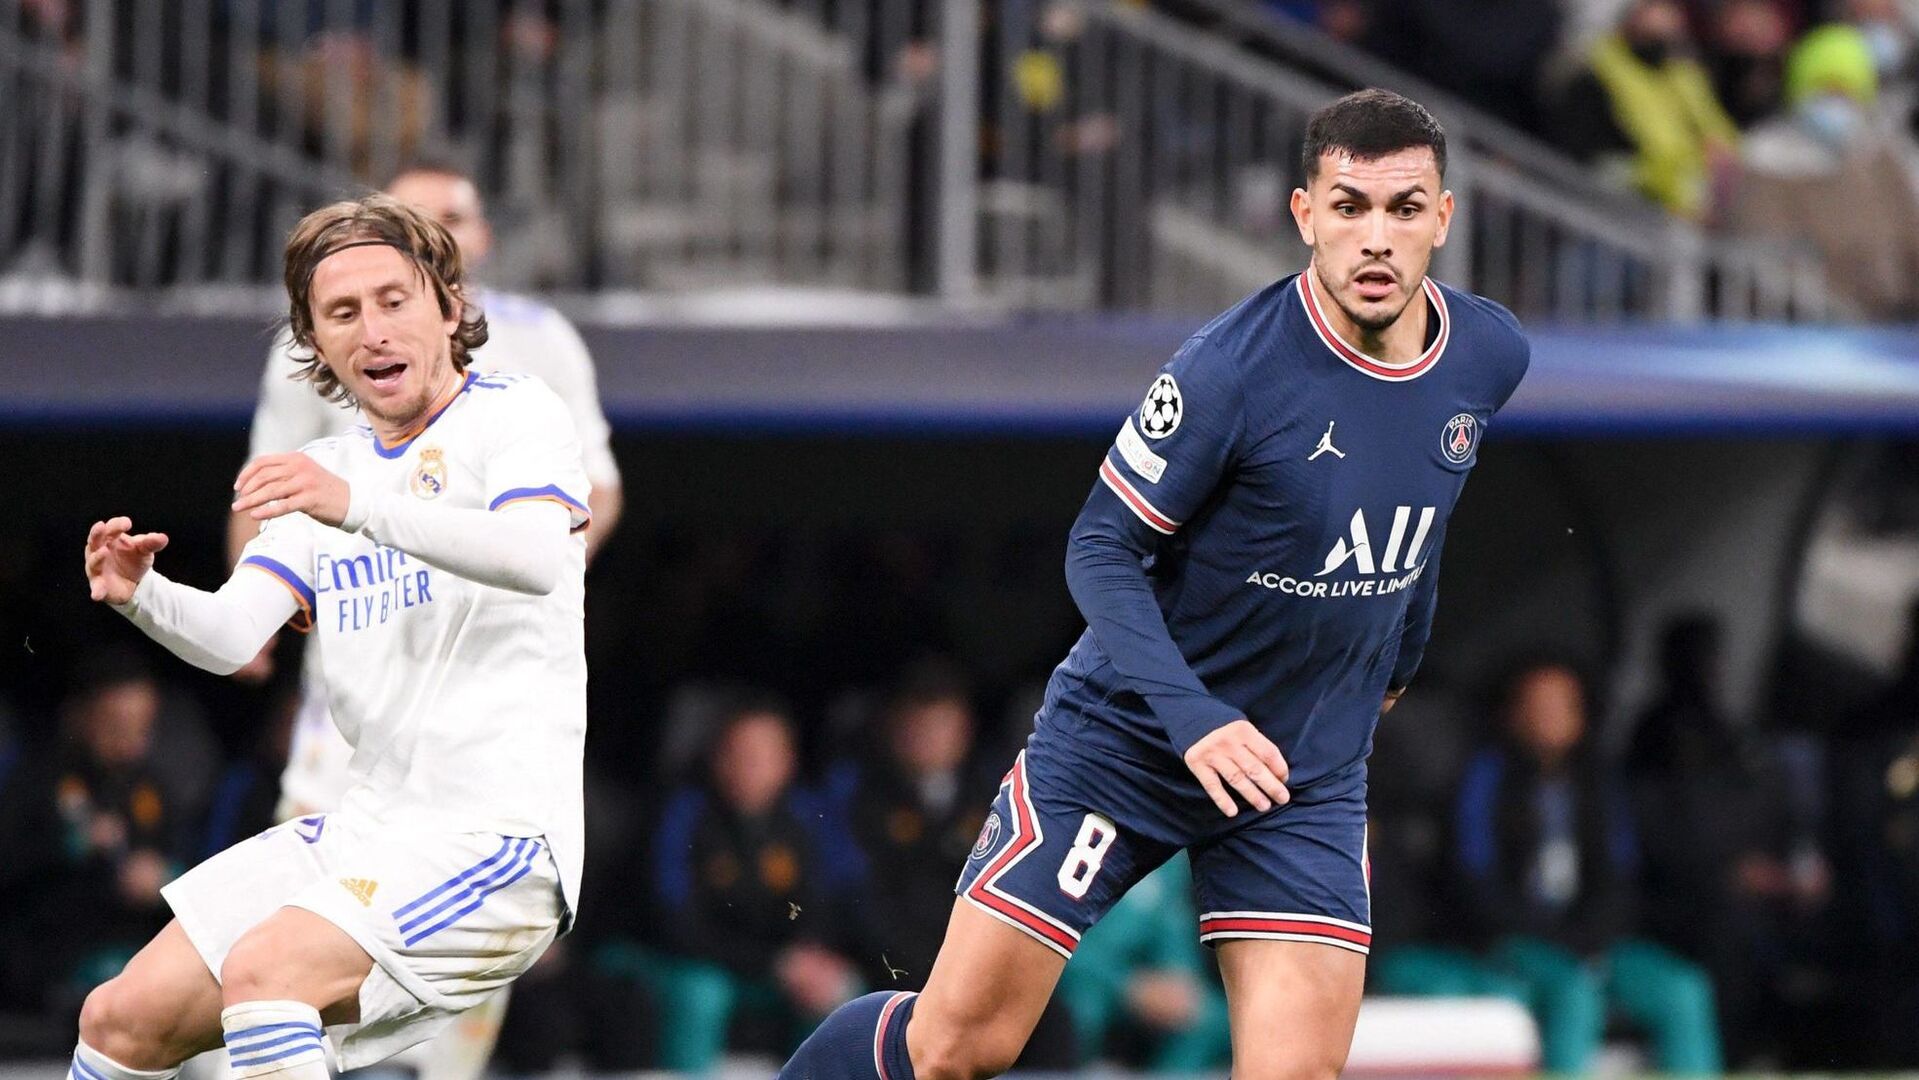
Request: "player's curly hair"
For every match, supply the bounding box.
[280,193,489,404]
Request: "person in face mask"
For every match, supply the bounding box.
[1550,0,1742,218]
[1729,23,1919,318]
[1710,0,1795,129]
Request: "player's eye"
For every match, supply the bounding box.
[1335,204,1360,217]
[1396,204,1421,218]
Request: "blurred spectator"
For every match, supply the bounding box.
[1727,23,1919,319]
[1451,658,1723,1076]
[1830,599,1919,1065]
[841,661,995,987]
[0,650,181,1019]
[1552,0,1741,218]
[1628,615,1829,1066]
[628,698,859,1071]
[1256,1,1373,44]
[1708,0,1796,128]
[1365,0,1563,133]
[1055,853,1230,1072]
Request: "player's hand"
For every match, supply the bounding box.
[85,517,169,605]
[1183,719,1289,817]
[232,452,350,526]
[1382,686,1405,714]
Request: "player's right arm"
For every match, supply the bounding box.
[87,515,308,676]
[1064,336,1290,818]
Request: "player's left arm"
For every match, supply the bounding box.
[540,313,623,562]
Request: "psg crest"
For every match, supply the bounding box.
[1441,413,1478,464]
[1139,374,1183,439]
[971,812,1002,860]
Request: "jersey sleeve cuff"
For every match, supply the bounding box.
[1158,696,1249,759]
[239,555,316,632]
[489,485,592,533]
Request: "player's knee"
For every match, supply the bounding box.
[220,927,291,1003]
[909,1013,1024,1080]
[79,978,180,1068]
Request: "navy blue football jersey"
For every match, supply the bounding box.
[1046,269,1530,796]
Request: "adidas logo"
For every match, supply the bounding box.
[339,878,379,906]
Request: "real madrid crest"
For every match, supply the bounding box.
[410,446,449,499]
[1441,413,1478,465]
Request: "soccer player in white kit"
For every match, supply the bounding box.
[73,195,589,1080]
[217,167,620,1080]
[228,164,622,822]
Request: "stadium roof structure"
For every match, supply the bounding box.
[4,315,1918,437]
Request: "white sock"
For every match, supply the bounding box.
[220,1002,329,1079]
[70,1041,181,1080]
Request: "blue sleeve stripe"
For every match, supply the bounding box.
[239,556,316,628]
[489,484,588,514]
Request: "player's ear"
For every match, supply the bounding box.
[1290,187,1315,247]
[1432,190,1455,249]
[443,287,463,337]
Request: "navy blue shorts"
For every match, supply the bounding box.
[953,715,1370,960]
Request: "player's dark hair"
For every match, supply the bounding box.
[280,193,488,404]
[1300,88,1447,184]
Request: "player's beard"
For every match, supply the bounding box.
[1316,259,1419,335]
[356,356,459,432]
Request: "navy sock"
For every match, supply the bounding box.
[779,990,918,1080]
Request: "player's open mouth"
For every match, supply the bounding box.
[1352,269,1396,302]
[364,361,408,389]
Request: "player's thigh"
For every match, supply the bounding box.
[909,898,1067,1080]
[1190,790,1371,1080]
[1216,937,1366,1080]
[80,920,226,1066]
[221,904,375,1022]
[923,748,1178,1077]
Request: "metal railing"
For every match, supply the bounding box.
[0,0,1838,321]
[967,0,1834,321]
[0,0,917,295]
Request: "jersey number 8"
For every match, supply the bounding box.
[1057,813,1118,900]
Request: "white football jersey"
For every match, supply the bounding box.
[239,372,590,915]
[255,288,618,819]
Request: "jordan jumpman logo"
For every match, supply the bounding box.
[1309,420,1345,461]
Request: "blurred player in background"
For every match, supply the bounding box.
[216,164,620,1080]
[781,88,1531,1080]
[76,195,591,1080]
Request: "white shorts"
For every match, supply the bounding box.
[161,811,562,1071]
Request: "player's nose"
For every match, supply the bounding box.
[358,304,394,346]
[1362,211,1392,257]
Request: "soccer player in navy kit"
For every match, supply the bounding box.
[782,88,1531,1080]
